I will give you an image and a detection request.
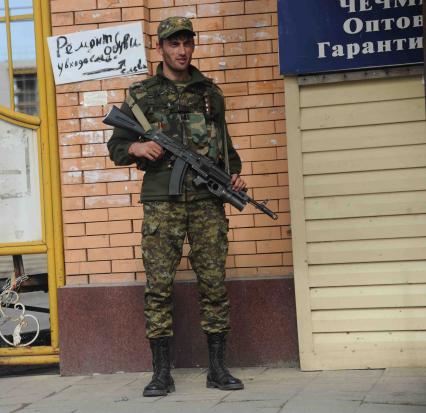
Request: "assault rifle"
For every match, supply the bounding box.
[103,106,278,220]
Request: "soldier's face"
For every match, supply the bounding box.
[157,33,195,76]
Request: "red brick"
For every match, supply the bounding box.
[84,169,130,183]
[101,74,147,89]
[219,83,248,97]
[109,206,143,220]
[51,12,74,26]
[224,14,271,29]
[57,93,78,107]
[228,214,254,228]
[253,186,288,201]
[275,119,286,133]
[244,174,278,188]
[61,157,105,172]
[277,146,287,159]
[89,273,136,283]
[238,147,277,162]
[66,275,89,285]
[278,173,289,186]
[107,181,141,195]
[112,259,144,272]
[62,197,84,210]
[98,0,145,7]
[51,0,97,13]
[110,233,141,247]
[232,136,251,149]
[233,226,281,241]
[65,235,109,249]
[58,119,80,133]
[226,94,273,109]
[57,106,102,120]
[247,26,277,41]
[81,144,108,157]
[193,44,224,59]
[65,250,87,263]
[88,247,134,261]
[122,7,147,20]
[64,223,85,237]
[228,241,256,255]
[254,212,291,227]
[224,40,272,56]
[249,80,284,94]
[81,117,110,131]
[198,2,244,17]
[52,25,99,36]
[60,145,81,159]
[62,171,83,184]
[147,0,174,6]
[252,159,288,174]
[85,194,130,209]
[63,209,109,224]
[198,29,245,45]
[251,133,286,148]
[56,80,101,94]
[60,131,104,146]
[247,53,278,68]
[274,93,284,106]
[282,253,293,266]
[192,17,224,32]
[228,121,275,137]
[66,260,111,275]
[150,6,196,21]
[86,220,132,235]
[226,67,272,83]
[249,107,285,122]
[235,253,282,267]
[199,56,246,72]
[256,239,292,253]
[75,9,121,24]
[245,0,277,13]
[62,183,107,197]
[225,109,248,124]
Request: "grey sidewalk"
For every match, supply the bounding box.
[1,367,426,413]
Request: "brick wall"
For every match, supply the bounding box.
[51,0,292,285]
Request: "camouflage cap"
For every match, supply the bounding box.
[157,16,196,39]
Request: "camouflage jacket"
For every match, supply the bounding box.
[107,64,242,202]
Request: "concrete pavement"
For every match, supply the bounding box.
[1,366,426,413]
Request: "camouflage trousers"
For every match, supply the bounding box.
[142,199,230,339]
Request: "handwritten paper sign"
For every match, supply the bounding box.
[47,23,148,85]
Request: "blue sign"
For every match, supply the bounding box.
[278,0,424,75]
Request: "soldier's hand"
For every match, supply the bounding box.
[128,141,164,161]
[231,174,247,192]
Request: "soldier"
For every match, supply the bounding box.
[107,16,245,396]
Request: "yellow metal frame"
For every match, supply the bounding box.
[0,0,64,365]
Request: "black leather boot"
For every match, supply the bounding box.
[206,333,244,390]
[143,337,175,397]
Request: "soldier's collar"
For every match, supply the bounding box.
[156,63,208,86]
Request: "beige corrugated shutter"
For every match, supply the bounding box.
[285,74,426,370]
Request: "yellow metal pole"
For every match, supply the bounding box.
[41,0,65,289]
[0,346,58,357]
[0,355,59,365]
[32,0,62,353]
[4,0,14,109]
[37,0,65,353]
[0,106,40,126]
[0,244,47,255]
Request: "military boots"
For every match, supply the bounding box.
[206,333,244,390]
[143,337,175,397]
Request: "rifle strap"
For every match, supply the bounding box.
[223,124,230,174]
[125,94,152,132]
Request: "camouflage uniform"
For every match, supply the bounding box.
[108,63,241,339]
